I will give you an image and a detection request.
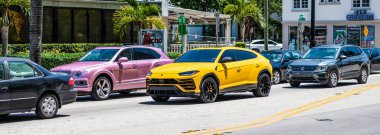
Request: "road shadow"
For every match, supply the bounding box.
[75,92,148,102]
[139,93,256,105]
[282,82,359,89]
[0,114,70,124]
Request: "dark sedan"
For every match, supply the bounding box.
[287,45,370,88]
[261,50,302,84]
[0,58,76,119]
[363,48,380,72]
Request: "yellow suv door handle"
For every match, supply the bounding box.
[237,68,241,72]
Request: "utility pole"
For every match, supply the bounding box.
[264,0,269,51]
[310,0,316,48]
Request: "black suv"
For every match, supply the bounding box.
[287,45,370,88]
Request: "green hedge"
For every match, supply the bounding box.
[167,52,182,59]
[6,53,86,70]
[9,43,122,54]
[235,42,246,48]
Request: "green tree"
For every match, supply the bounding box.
[113,0,166,42]
[223,0,264,42]
[0,0,30,56]
[29,0,42,64]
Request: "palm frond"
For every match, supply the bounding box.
[8,9,24,40]
[143,16,166,29]
[9,0,30,15]
[118,0,139,9]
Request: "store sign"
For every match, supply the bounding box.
[346,10,374,21]
[139,29,168,53]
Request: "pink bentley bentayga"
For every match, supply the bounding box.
[50,46,173,100]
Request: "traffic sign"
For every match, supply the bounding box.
[178,15,187,35]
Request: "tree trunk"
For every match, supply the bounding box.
[1,26,9,56]
[240,24,246,42]
[30,0,43,64]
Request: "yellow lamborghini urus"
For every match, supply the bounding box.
[146,47,273,103]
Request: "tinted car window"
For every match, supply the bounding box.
[254,41,265,44]
[0,62,5,80]
[340,47,350,57]
[350,47,362,56]
[283,52,291,60]
[261,51,283,62]
[236,50,257,61]
[80,49,119,62]
[134,48,159,60]
[176,50,221,63]
[220,50,237,62]
[372,49,379,57]
[345,47,356,57]
[118,49,133,60]
[8,61,41,79]
[304,48,339,59]
[292,52,302,59]
[268,41,275,45]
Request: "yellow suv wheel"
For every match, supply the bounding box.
[199,77,218,103]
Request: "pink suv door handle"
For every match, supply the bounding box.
[155,63,160,66]
[133,64,137,68]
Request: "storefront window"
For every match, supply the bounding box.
[43,7,53,43]
[57,8,72,43]
[361,25,375,48]
[315,26,327,45]
[73,9,88,43]
[333,26,347,45]
[347,25,361,46]
[289,26,298,50]
[88,10,102,43]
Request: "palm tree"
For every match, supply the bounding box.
[223,0,263,42]
[113,0,166,42]
[29,0,42,64]
[0,0,30,56]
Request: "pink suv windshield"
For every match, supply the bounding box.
[80,49,119,62]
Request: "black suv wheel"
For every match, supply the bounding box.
[357,68,368,84]
[199,77,218,103]
[326,70,338,88]
[253,73,271,97]
[151,96,170,102]
[290,81,301,87]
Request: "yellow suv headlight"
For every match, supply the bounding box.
[178,70,199,76]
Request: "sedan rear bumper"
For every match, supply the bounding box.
[59,89,77,106]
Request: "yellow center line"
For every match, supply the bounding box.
[181,83,380,135]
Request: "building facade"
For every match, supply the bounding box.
[282,0,380,49]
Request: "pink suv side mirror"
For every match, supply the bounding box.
[118,57,129,63]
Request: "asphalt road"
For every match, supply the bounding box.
[1,73,380,135]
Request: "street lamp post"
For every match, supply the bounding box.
[298,14,305,53]
[264,0,269,51]
[310,0,316,48]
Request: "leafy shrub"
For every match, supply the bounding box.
[9,43,122,54]
[6,53,86,70]
[235,42,246,48]
[167,52,182,59]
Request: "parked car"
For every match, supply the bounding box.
[51,46,172,100]
[0,58,76,119]
[246,39,283,51]
[362,48,380,72]
[146,47,273,103]
[287,45,370,88]
[261,50,302,84]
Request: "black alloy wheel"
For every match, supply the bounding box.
[199,77,218,103]
[290,81,301,87]
[253,73,271,97]
[357,68,368,84]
